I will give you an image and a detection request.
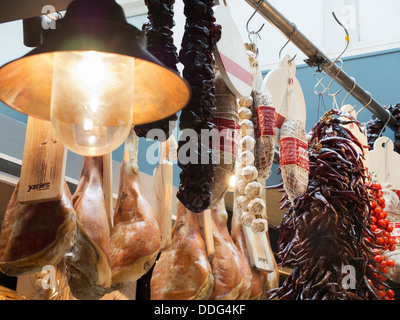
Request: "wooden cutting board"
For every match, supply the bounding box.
[214,1,253,98]
[103,152,114,232]
[262,54,306,129]
[340,104,369,168]
[243,224,274,272]
[152,139,173,251]
[369,137,400,190]
[17,116,67,204]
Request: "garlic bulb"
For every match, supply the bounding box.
[251,218,268,233]
[236,179,247,195]
[241,165,258,182]
[241,211,255,227]
[245,181,263,199]
[247,198,265,216]
[239,151,255,166]
[239,96,253,108]
[237,195,250,211]
[238,107,252,121]
[235,164,244,180]
[240,136,255,151]
[239,119,254,137]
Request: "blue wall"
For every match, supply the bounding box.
[1,48,399,187]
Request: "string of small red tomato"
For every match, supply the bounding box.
[365,180,396,300]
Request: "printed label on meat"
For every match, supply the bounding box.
[210,118,240,156]
[253,106,276,138]
[275,112,286,130]
[279,137,309,171]
[389,222,400,244]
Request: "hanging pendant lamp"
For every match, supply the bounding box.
[0,0,190,156]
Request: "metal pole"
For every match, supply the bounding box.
[245,0,397,131]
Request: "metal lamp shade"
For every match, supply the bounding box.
[0,0,190,125]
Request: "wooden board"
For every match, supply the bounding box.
[262,54,306,126]
[340,104,369,168]
[214,1,252,98]
[103,152,114,232]
[243,225,274,272]
[233,189,272,272]
[151,140,173,251]
[369,136,400,190]
[17,116,67,204]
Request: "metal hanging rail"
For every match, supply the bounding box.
[245,0,397,131]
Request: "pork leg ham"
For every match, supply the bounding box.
[150,201,214,300]
[110,128,161,289]
[0,181,76,276]
[211,199,252,300]
[231,190,268,299]
[206,209,243,300]
[65,156,111,300]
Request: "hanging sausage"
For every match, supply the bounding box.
[176,0,221,213]
[134,0,180,141]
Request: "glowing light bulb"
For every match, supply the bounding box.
[76,51,106,88]
[50,51,134,156]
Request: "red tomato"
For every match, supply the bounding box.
[377,237,385,245]
[384,219,390,227]
[377,190,383,198]
[389,245,397,251]
[386,225,394,233]
[380,260,387,267]
[377,197,385,207]
[378,219,387,228]
[387,290,395,298]
[388,238,395,246]
[372,183,382,190]
[375,255,384,263]
[381,267,389,274]
[387,259,395,268]
[371,201,377,209]
[371,224,378,231]
[374,207,383,215]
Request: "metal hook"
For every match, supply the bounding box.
[326,59,344,93]
[288,54,297,64]
[327,12,350,69]
[246,0,265,43]
[342,77,356,106]
[378,109,392,138]
[313,70,327,96]
[328,86,342,111]
[355,93,373,116]
[279,23,297,59]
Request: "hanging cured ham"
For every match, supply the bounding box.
[207,209,242,300]
[211,199,252,300]
[0,181,76,276]
[110,128,161,289]
[65,156,112,300]
[150,201,214,300]
[231,192,268,299]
